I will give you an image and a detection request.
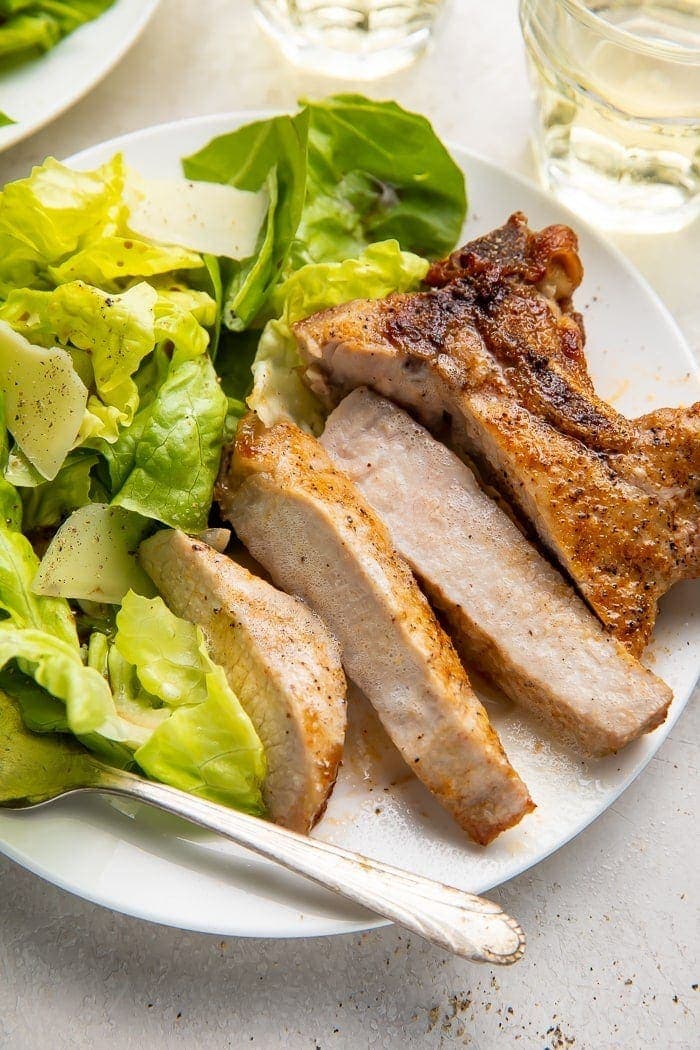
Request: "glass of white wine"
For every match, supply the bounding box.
[520,0,700,232]
[254,1,446,79]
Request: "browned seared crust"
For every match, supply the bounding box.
[218,415,534,845]
[294,213,700,654]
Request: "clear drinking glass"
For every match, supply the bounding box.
[254,1,445,79]
[520,0,700,232]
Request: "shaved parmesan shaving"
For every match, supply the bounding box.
[125,173,268,260]
[33,504,156,604]
[0,320,87,481]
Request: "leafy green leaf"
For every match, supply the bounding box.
[183,97,465,327]
[115,591,211,707]
[0,663,69,733]
[1,281,158,430]
[0,526,77,646]
[0,3,115,69]
[182,110,309,330]
[249,240,429,430]
[110,353,227,531]
[295,94,466,266]
[48,235,204,289]
[0,392,22,531]
[0,154,124,285]
[19,450,96,530]
[134,665,266,813]
[116,592,266,814]
[0,626,116,736]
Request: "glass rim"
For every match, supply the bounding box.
[520,0,700,64]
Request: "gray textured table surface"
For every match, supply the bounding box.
[0,2,698,1047]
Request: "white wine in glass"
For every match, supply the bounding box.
[254,0,446,79]
[520,0,700,233]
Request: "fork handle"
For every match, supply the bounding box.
[90,765,524,964]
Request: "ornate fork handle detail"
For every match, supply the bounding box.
[90,764,524,964]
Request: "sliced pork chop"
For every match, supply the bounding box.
[321,389,672,756]
[294,213,699,655]
[217,414,534,846]
[139,529,347,833]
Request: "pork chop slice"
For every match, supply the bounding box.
[321,389,672,756]
[294,213,699,655]
[139,529,347,833]
[217,414,534,846]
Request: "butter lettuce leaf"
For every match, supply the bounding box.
[18,450,96,530]
[134,666,266,813]
[0,3,115,70]
[0,154,124,291]
[116,592,265,814]
[110,353,227,531]
[0,281,157,430]
[0,626,116,736]
[0,527,77,645]
[249,240,429,430]
[294,95,467,267]
[183,96,465,331]
[48,236,204,289]
[115,592,211,707]
[0,523,128,738]
[0,393,22,531]
[0,319,88,480]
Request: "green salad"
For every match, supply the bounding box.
[0,95,467,813]
[0,0,116,125]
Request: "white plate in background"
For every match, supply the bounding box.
[0,0,161,153]
[0,113,697,937]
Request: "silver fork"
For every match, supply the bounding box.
[0,696,524,964]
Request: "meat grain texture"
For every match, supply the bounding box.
[140,529,347,833]
[322,388,672,756]
[295,213,700,655]
[217,415,534,846]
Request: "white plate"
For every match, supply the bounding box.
[0,0,160,153]
[0,113,697,938]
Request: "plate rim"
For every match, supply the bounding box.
[0,109,696,940]
[0,0,162,153]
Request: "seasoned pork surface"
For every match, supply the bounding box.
[139,529,347,833]
[322,389,672,756]
[295,213,700,655]
[217,415,534,845]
